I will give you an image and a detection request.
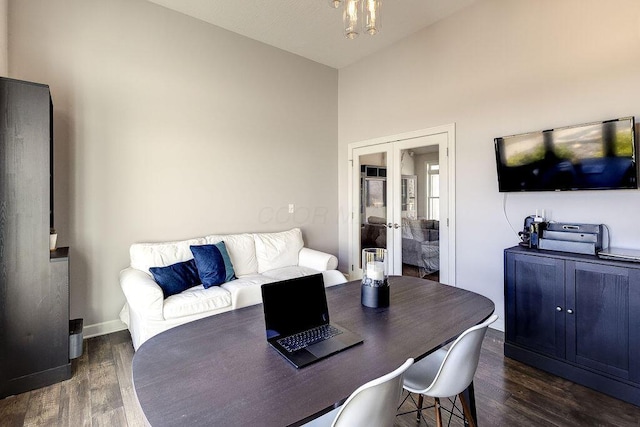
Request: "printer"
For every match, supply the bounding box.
[537,222,604,256]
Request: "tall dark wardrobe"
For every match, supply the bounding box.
[0,77,71,398]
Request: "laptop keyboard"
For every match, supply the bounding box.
[277,324,343,353]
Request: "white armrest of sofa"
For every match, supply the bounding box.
[298,247,338,271]
[298,247,346,286]
[119,267,165,322]
[320,270,348,287]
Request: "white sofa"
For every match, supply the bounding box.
[119,228,346,350]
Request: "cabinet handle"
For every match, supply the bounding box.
[556,306,563,312]
[567,309,574,314]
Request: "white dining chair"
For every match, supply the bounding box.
[399,314,499,427]
[303,358,414,427]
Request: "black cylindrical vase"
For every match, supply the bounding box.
[361,283,390,308]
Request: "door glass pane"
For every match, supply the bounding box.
[359,154,387,268]
[401,147,440,281]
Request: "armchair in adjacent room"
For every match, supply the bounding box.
[401,218,440,274]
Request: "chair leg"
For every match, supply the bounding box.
[416,394,424,422]
[457,392,477,427]
[434,397,443,427]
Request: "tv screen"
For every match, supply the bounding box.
[495,117,637,192]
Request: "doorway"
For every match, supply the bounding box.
[348,124,456,285]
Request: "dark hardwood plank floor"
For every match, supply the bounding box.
[402,263,439,282]
[1,328,639,426]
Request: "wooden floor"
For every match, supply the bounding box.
[402,263,439,282]
[2,328,640,426]
[0,331,146,427]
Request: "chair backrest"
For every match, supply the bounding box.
[424,314,498,398]
[332,358,414,427]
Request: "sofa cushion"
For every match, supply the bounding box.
[130,237,207,275]
[149,259,200,298]
[190,243,236,288]
[401,221,413,239]
[220,274,273,308]
[402,219,440,242]
[424,220,439,230]
[205,233,258,276]
[425,229,439,241]
[254,228,304,274]
[406,219,427,242]
[220,268,321,309]
[163,285,232,320]
[261,265,320,282]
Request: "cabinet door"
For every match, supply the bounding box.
[566,261,640,383]
[505,252,565,359]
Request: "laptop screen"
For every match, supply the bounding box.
[261,274,329,339]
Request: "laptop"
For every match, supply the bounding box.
[597,247,640,262]
[261,274,363,368]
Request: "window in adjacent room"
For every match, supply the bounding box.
[426,163,439,220]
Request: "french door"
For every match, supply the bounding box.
[351,143,395,276]
[348,125,455,285]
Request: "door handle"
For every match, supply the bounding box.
[387,223,400,229]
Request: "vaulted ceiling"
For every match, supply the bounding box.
[145,0,478,69]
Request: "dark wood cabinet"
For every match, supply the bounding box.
[565,261,640,383]
[505,252,565,359]
[505,246,640,406]
[0,77,71,398]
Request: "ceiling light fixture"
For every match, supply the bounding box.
[329,0,381,39]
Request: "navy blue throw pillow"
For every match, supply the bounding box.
[190,242,236,288]
[150,259,200,299]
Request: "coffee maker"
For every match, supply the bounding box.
[519,215,546,248]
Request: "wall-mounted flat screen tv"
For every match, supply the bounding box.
[495,117,637,192]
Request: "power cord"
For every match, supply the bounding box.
[502,193,519,238]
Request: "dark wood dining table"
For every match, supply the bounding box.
[132,276,495,426]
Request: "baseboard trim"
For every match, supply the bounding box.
[83,319,128,339]
[491,317,505,332]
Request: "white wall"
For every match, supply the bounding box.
[338,0,640,330]
[9,0,339,335]
[0,0,7,75]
